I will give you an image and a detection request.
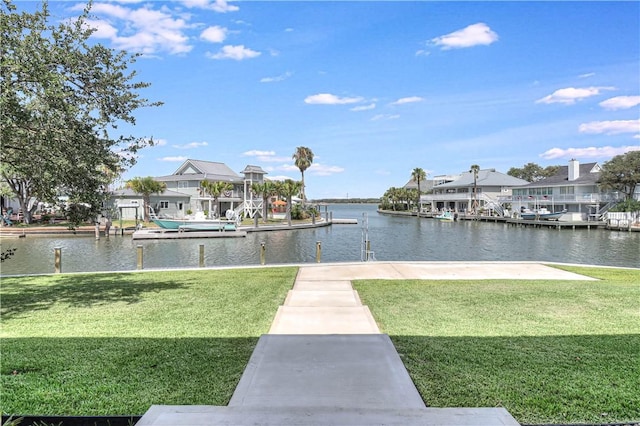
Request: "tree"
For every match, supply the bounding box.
[1,1,160,223]
[199,180,233,218]
[508,163,559,182]
[292,146,314,203]
[411,167,427,212]
[277,179,302,226]
[598,151,640,201]
[126,177,166,223]
[251,180,277,223]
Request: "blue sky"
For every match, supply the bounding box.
[23,1,640,198]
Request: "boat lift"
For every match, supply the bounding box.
[360,212,376,262]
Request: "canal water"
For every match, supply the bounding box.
[1,204,638,275]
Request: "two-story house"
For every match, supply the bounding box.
[110,159,268,220]
[420,169,529,215]
[508,159,623,221]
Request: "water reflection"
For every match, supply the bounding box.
[1,204,638,275]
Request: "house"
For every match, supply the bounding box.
[153,159,268,219]
[420,169,529,215]
[403,178,434,194]
[107,188,191,220]
[508,159,623,221]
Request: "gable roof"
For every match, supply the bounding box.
[155,159,241,183]
[435,169,529,189]
[110,188,190,198]
[404,179,434,192]
[241,165,268,175]
[518,162,601,187]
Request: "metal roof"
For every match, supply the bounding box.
[241,165,268,175]
[434,169,529,189]
[517,162,601,187]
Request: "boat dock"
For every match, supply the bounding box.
[132,229,248,240]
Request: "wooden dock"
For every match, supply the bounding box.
[132,229,247,240]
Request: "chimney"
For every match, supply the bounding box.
[568,159,579,181]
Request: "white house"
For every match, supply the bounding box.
[420,169,529,215]
[507,159,624,221]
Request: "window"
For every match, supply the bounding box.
[178,181,188,189]
[159,201,169,209]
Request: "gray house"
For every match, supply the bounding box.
[420,169,528,215]
[107,188,191,220]
[508,159,623,221]
[154,159,267,219]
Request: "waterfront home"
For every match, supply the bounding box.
[507,159,622,221]
[152,159,268,219]
[420,169,528,215]
[107,188,191,220]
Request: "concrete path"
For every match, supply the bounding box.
[138,262,594,425]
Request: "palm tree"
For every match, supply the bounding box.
[278,179,303,226]
[126,177,167,223]
[292,146,314,203]
[411,167,427,213]
[200,180,233,218]
[251,180,278,223]
[470,164,480,214]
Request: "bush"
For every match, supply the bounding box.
[610,199,640,212]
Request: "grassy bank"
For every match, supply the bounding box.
[353,266,640,425]
[0,268,297,416]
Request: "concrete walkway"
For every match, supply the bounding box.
[137,262,593,425]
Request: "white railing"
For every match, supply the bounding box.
[499,192,623,204]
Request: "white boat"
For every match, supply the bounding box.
[151,210,238,231]
[520,207,567,221]
[434,211,455,221]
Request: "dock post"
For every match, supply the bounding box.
[366,240,371,261]
[54,247,62,274]
[316,241,322,263]
[199,244,205,268]
[260,242,266,265]
[137,245,144,270]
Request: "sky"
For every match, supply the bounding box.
[18,0,640,199]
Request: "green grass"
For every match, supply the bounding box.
[353,266,640,425]
[0,268,297,416]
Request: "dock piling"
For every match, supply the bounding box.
[54,247,62,274]
[137,245,144,270]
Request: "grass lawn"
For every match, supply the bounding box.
[353,266,640,425]
[0,267,297,416]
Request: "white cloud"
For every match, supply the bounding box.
[152,139,168,146]
[260,71,293,83]
[84,3,192,55]
[200,26,227,43]
[578,119,640,135]
[430,23,498,50]
[309,163,345,176]
[536,86,615,105]
[305,93,364,105]
[243,150,276,157]
[172,141,208,149]
[206,45,261,60]
[351,103,376,112]
[371,114,400,121]
[243,150,290,162]
[415,49,430,57]
[540,146,640,160]
[180,0,239,13]
[391,96,424,105]
[599,96,640,111]
[578,72,596,79]
[159,156,189,162]
[266,175,294,182]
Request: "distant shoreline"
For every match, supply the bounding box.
[311,199,379,204]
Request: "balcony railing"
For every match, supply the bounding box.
[499,193,623,204]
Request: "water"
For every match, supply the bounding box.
[1,204,638,275]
